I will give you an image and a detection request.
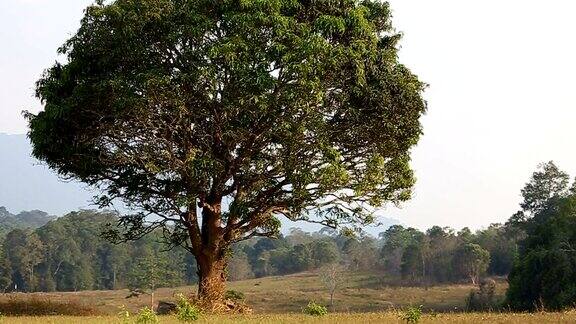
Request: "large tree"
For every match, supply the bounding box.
[507,162,576,310]
[27,0,425,301]
[520,161,570,215]
[507,194,576,310]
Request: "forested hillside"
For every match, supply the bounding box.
[0,207,55,239]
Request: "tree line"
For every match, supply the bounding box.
[0,211,197,293]
[228,222,517,285]
[0,211,519,293]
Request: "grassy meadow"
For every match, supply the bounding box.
[1,271,571,323]
[0,272,508,315]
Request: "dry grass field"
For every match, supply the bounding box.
[0,272,508,315]
[4,312,576,324]
[3,272,571,323]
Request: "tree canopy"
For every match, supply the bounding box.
[507,163,576,311]
[27,0,426,300]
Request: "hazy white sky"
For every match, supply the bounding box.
[1,1,575,230]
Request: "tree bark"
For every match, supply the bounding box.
[192,198,230,303]
[196,254,227,302]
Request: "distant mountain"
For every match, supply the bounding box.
[0,133,95,215]
[0,206,56,238]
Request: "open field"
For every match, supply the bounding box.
[0,272,508,315]
[1,272,574,323]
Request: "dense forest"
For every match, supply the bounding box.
[0,208,518,293]
[0,210,196,293]
[0,207,55,238]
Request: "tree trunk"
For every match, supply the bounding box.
[29,267,34,292]
[194,199,228,304]
[113,268,117,290]
[330,291,334,308]
[196,254,227,302]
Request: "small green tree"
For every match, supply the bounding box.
[453,243,490,285]
[128,251,181,308]
[136,306,158,324]
[399,305,422,324]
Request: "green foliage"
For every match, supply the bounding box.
[225,290,245,302]
[0,210,195,294]
[0,250,12,292]
[453,243,490,285]
[0,208,520,293]
[520,161,570,214]
[473,224,518,275]
[400,243,423,282]
[506,162,576,311]
[289,244,313,273]
[0,207,54,240]
[380,225,424,277]
[136,307,158,324]
[175,294,200,322]
[310,240,340,268]
[303,301,328,316]
[28,0,426,300]
[507,195,576,310]
[27,0,425,290]
[399,305,422,324]
[128,251,182,294]
[2,229,44,292]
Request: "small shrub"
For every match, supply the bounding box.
[400,305,422,324]
[467,278,498,311]
[117,305,131,324]
[303,301,328,316]
[225,290,245,301]
[175,294,201,322]
[136,306,158,324]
